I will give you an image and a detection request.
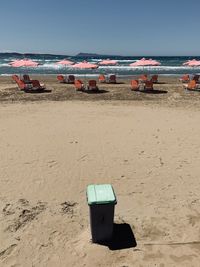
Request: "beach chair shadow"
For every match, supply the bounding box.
[84,89,109,94]
[25,89,52,94]
[140,89,168,94]
[156,82,166,85]
[99,223,137,250]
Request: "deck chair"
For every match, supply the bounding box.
[151,75,158,83]
[98,74,106,83]
[87,80,99,91]
[139,74,148,83]
[144,80,154,91]
[12,75,20,82]
[16,79,33,90]
[179,74,190,83]
[30,80,45,91]
[184,80,200,90]
[57,75,66,83]
[23,74,31,83]
[192,75,199,83]
[67,75,75,84]
[131,80,140,91]
[74,80,84,91]
[108,74,116,83]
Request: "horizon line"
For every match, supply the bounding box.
[0,51,200,57]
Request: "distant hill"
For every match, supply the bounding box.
[0,52,69,59]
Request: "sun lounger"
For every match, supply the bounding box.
[98,74,106,83]
[74,79,84,91]
[108,74,116,83]
[12,75,20,82]
[131,80,140,91]
[184,80,200,91]
[57,75,66,83]
[139,74,148,83]
[87,80,99,91]
[16,79,33,90]
[151,75,158,83]
[144,80,154,91]
[30,80,45,91]
[15,79,45,91]
[23,74,32,83]
[179,74,190,83]
[67,75,75,84]
[57,74,75,84]
[192,75,199,83]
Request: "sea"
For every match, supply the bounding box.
[1,53,200,77]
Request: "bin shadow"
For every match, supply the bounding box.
[99,223,137,250]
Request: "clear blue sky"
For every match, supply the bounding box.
[0,0,200,56]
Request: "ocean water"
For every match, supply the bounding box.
[0,53,200,76]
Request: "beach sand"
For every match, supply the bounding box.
[1,76,200,266]
[0,75,200,109]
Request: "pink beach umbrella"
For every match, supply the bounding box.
[56,59,74,77]
[56,59,74,66]
[72,61,98,84]
[99,59,118,65]
[183,59,200,67]
[10,59,39,67]
[73,61,98,69]
[130,58,161,66]
[10,59,39,77]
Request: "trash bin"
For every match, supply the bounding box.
[86,184,117,243]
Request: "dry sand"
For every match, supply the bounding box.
[1,76,200,266]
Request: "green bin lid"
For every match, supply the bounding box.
[87,184,117,205]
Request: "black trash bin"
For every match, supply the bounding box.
[86,184,117,243]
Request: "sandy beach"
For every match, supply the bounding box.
[1,76,200,266]
[0,75,200,108]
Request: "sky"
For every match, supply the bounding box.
[0,0,200,56]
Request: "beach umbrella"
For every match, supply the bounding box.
[56,59,74,66]
[72,61,98,85]
[130,58,161,66]
[10,59,39,77]
[73,61,98,69]
[183,59,200,76]
[99,59,118,78]
[56,59,74,78]
[183,59,200,67]
[99,59,118,65]
[10,59,39,67]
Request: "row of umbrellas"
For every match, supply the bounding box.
[9,59,119,69]
[9,58,200,69]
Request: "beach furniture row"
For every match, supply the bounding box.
[11,73,159,93]
[57,74,117,84]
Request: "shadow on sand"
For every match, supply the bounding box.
[99,223,137,250]
[155,82,166,85]
[24,89,52,94]
[140,89,168,94]
[83,89,109,94]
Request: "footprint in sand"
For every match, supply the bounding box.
[47,160,58,168]
[0,244,17,259]
[60,201,77,216]
[4,200,46,232]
